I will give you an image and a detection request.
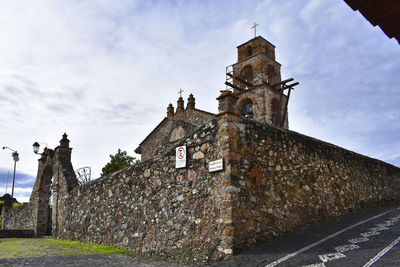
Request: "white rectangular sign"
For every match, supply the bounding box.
[209,158,223,172]
[175,145,187,168]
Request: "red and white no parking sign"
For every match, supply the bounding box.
[176,145,186,168]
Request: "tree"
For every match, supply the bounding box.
[101,149,139,177]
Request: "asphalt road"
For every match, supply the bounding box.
[213,205,400,267]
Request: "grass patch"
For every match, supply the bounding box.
[0,238,134,259]
[12,202,27,208]
[48,239,134,254]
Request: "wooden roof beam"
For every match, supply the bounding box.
[226,73,254,87]
[271,78,294,88]
[225,81,246,92]
[282,82,299,90]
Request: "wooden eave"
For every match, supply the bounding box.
[344,0,400,44]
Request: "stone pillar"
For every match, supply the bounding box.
[176,97,185,114]
[214,109,242,257]
[186,94,195,110]
[55,133,72,162]
[59,133,69,147]
[167,103,174,119]
[51,183,60,237]
[215,91,241,117]
[52,133,79,237]
[54,133,78,191]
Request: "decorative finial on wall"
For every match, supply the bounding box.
[167,103,175,118]
[187,94,195,110]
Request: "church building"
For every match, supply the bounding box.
[135,35,296,161]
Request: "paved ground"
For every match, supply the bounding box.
[211,205,400,267]
[0,253,184,267]
[2,205,400,266]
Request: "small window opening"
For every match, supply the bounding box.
[247,46,253,56]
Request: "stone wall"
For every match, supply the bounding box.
[229,118,400,252]
[58,119,231,264]
[2,203,34,230]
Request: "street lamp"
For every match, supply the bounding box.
[2,146,19,206]
[32,142,48,154]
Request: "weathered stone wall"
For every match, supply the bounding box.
[230,118,400,252]
[2,203,34,230]
[58,119,231,264]
[138,108,214,161]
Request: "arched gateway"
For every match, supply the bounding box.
[29,133,79,236]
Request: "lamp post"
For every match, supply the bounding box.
[2,146,19,206]
[32,142,48,155]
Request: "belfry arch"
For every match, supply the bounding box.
[30,133,79,236]
[240,65,254,86]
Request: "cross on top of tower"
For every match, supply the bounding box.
[178,88,184,98]
[251,22,259,38]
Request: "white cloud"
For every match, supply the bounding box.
[0,0,399,203]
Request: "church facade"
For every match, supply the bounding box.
[135,94,214,161]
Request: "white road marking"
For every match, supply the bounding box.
[335,244,360,253]
[383,221,395,226]
[369,226,389,231]
[375,223,391,228]
[264,207,399,267]
[390,221,400,225]
[378,222,393,227]
[349,237,369,243]
[360,231,380,237]
[362,235,400,267]
[390,215,400,221]
[318,252,346,262]
[302,263,326,267]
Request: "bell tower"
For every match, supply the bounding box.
[225,36,298,129]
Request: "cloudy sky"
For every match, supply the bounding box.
[0,0,399,202]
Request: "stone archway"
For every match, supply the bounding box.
[34,164,53,235]
[30,133,79,236]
